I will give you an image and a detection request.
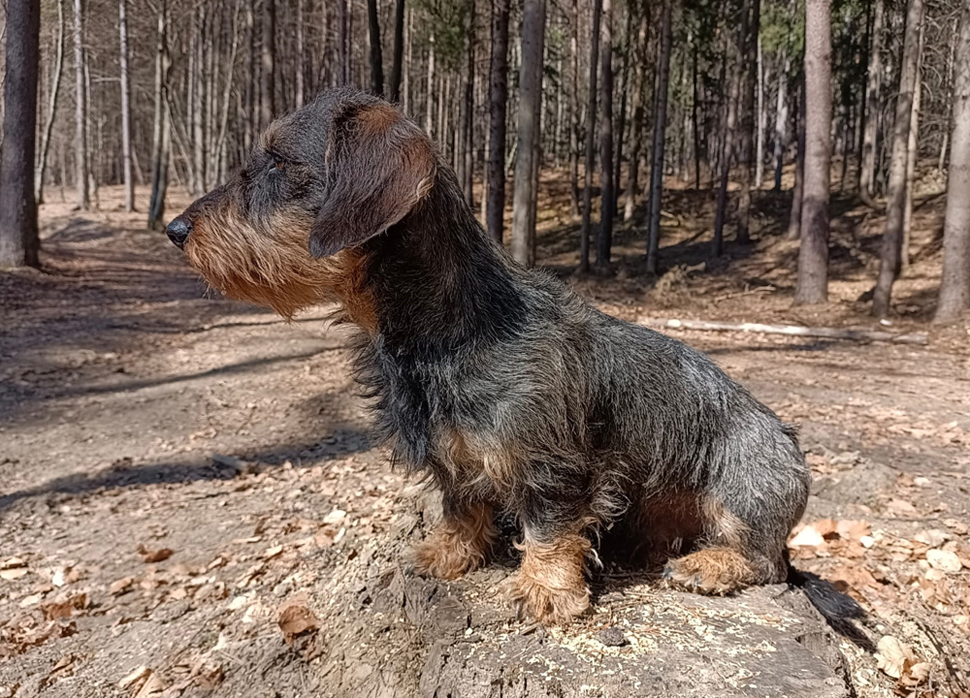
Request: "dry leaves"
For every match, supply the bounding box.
[277,596,320,645]
[119,666,164,697]
[137,545,174,564]
[875,636,931,688]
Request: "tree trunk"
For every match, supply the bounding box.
[755,35,765,189]
[510,0,547,268]
[389,0,405,102]
[613,2,634,217]
[0,0,41,268]
[426,32,435,135]
[645,0,673,274]
[569,0,581,218]
[119,0,134,211]
[935,1,970,322]
[244,0,255,152]
[462,0,475,207]
[580,0,602,273]
[36,0,65,205]
[148,0,170,231]
[624,6,648,220]
[337,0,350,85]
[296,0,305,109]
[367,0,383,96]
[786,78,806,239]
[261,0,276,127]
[859,0,884,205]
[772,47,791,191]
[596,0,614,271]
[486,0,510,243]
[901,20,924,270]
[794,0,832,304]
[737,0,761,244]
[72,0,89,210]
[713,4,746,258]
[872,0,924,317]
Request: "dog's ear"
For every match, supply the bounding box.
[309,103,436,258]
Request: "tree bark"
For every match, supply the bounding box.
[645,0,673,274]
[794,0,832,304]
[118,0,134,211]
[737,0,761,243]
[613,1,634,217]
[296,0,305,109]
[337,0,350,85]
[934,2,970,323]
[624,5,648,220]
[426,32,435,135]
[596,0,614,271]
[72,0,89,210]
[510,0,547,268]
[389,0,405,102]
[901,19,924,270]
[872,0,924,317]
[772,46,791,191]
[713,2,746,258]
[366,0,384,96]
[462,0,475,207]
[786,78,806,239]
[0,0,41,268]
[859,0,884,205]
[261,0,276,127]
[569,0,581,218]
[36,0,65,206]
[755,35,765,189]
[148,0,170,231]
[486,0,510,244]
[580,0,602,273]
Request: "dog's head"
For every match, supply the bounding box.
[166,88,436,320]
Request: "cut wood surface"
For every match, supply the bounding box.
[639,317,929,344]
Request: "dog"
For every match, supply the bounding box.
[165,87,830,626]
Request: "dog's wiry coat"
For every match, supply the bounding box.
[169,88,812,625]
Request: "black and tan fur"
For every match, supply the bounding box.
[166,88,831,626]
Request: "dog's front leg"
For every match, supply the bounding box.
[503,491,594,625]
[412,499,497,580]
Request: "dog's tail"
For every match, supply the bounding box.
[786,563,874,651]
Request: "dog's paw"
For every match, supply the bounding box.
[662,548,753,595]
[500,571,590,625]
[409,534,484,581]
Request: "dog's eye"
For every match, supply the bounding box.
[268,154,285,174]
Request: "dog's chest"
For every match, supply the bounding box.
[434,427,519,500]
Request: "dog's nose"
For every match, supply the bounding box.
[166,217,192,249]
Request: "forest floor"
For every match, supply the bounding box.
[1,172,969,698]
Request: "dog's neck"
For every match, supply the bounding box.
[352,168,528,351]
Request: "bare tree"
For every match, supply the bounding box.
[859,0,884,206]
[901,20,925,270]
[148,0,170,231]
[872,0,924,317]
[389,0,406,102]
[261,0,276,127]
[737,0,761,243]
[510,0,547,267]
[794,0,832,304]
[646,0,673,274]
[713,1,745,258]
[72,0,89,210]
[596,0,614,271]
[569,0,581,218]
[580,0,603,273]
[786,78,806,239]
[366,0,384,96]
[0,0,41,268]
[36,0,65,205]
[119,0,134,211]
[486,0,510,243]
[935,1,970,323]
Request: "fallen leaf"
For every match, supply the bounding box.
[277,604,319,644]
[926,549,962,574]
[263,545,283,560]
[0,557,27,570]
[876,636,916,680]
[901,661,931,687]
[0,568,28,581]
[323,509,346,526]
[790,525,825,547]
[137,545,173,564]
[109,577,135,596]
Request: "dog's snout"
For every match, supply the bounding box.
[166,217,192,249]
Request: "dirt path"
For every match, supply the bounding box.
[1,189,968,697]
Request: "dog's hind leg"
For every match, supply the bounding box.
[662,497,789,594]
[412,500,497,580]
